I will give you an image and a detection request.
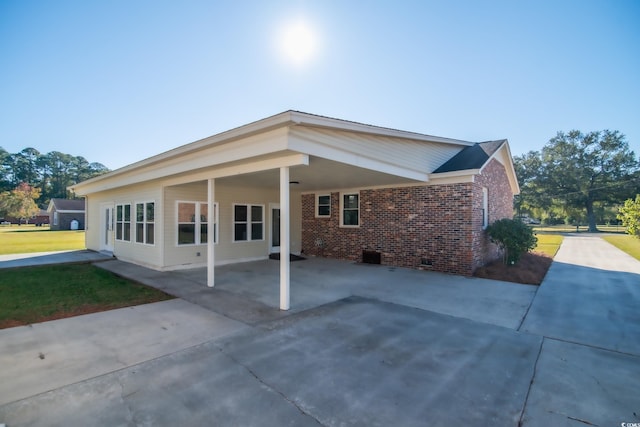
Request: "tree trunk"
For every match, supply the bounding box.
[586,199,598,232]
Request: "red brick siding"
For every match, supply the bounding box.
[301,159,514,276]
[471,159,515,270]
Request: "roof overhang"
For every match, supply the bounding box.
[70,111,470,195]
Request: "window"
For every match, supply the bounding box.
[135,202,155,245]
[341,193,359,227]
[234,204,264,241]
[177,201,217,245]
[116,204,131,241]
[316,194,331,217]
[53,212,59,226]
[482,187,489,229]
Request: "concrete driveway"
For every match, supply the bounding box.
[1,235,639,426]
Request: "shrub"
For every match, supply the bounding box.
[486,218,538,265]
[618,195,640,238]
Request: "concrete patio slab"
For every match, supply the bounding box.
[98,257,538,329]
[0,299,247,406]
[0,297,543,426]
[521,338,640,427]
[520,235,640,355]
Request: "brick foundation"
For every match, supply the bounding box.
[301,159,513,276]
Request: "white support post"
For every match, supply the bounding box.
[207,178,215,288]
[279,167,290,310]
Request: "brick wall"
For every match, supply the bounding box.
[301,158,514,276]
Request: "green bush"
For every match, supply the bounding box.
[618,195,640,238]
[486,218,538,265]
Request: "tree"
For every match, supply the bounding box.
[618,195,640,237]
[0,183,41,223]
[516,130,639,232]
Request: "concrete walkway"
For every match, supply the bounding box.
[1,236,639,426]
[0,249,112,268]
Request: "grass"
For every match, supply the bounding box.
[0,224,85,255]
[532,224,626,233]
[0,263,174,329]
[533,233,563,257]
[602,234,640,261]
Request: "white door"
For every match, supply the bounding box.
[269,203,280,253]
[100,202,114,252]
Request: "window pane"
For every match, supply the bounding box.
[344,194,358,209]
[123,223,131,241]
[136,223,144,243]
[318,205,330,216]
[178,224,195,244]
[235,223,247,241]
[116,223,123,240]
[124,205,131,221]
[117,205,123,221]
[146,224,154,244]
[234,205,247,222]
[343,210,359,226]
[200,223,208,244]
[318,195,330,205]
[178,203,195,223]
[136,203,144,222]
[200,203,208,223]
[147,202,154,222]
[251,223,263,240]
[251,205,262,222]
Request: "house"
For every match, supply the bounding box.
[69,111,519,309]
[47,198,85,230]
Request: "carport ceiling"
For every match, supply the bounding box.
[220,156,423,191]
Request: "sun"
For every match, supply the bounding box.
[277,19,318,67]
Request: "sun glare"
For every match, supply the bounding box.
[278,19,318,67]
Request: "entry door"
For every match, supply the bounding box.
[269,203,280,253]
[100,202,114,252]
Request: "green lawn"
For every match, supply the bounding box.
[0,263,173,329]
[602,234,640,261]
[0,225,85,255]
[533,233,564,257]
[532,224,626,233]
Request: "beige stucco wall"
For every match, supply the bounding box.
[84,181,164,269]
[84,178,301,271]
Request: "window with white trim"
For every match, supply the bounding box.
[341,193,360,227]
[53,212,59,226]
[116,204,131,241]
[316,194,331,217]
[135,202,155,245]
[482,187,489,229]
[177,201,217,245]
[233,204,264,241]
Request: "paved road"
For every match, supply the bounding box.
[0,235,638,426]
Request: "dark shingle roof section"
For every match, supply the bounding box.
[51,198,85,211]
[433,140,506,173]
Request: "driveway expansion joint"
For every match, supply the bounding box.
[518,337,544,427]
[215,345,326,427]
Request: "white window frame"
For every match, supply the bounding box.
[176,201,218,246]
[340,192,360,228]
[482,187,489,229]
[316,194,331,218]
[53,211,59,226]
[134,201,155,245]
[115,203,131,242]
[233,203,264,242]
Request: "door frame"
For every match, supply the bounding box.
[268,203,280,253]
[100,202,114,253]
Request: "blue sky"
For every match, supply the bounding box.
[1,0,639,170]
